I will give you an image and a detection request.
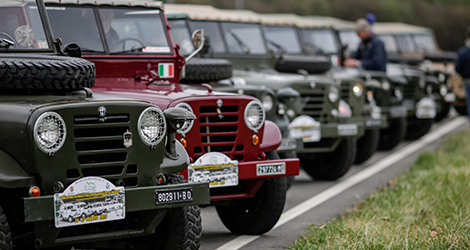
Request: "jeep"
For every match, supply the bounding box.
[0,0,209,249]
[166,4,364,181]
[45,0,300,235]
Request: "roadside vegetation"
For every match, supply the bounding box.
[289,129,470,250]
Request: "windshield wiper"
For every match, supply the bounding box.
[227,29,250,54]
[303,40,324,55]
[267,39,286,54]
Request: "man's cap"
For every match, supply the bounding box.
[355,18,370,32]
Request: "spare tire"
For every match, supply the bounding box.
[387,53,423,65]
[275,55,331,74]
[0,54,95,92]
[424,51,457,62]
[181,58,232,83]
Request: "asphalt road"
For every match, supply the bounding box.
[199,110,469,250]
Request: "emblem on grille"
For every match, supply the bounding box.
[217,99,223,108]
[123,130,133,148]
[98,106,107,117]
[310,81,316,88]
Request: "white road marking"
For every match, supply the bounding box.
[215,117,468,250]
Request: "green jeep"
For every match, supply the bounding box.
[166,4,365,180]
[0,0,209,249]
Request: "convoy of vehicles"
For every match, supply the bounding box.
[0,0,454,248]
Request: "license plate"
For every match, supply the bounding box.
[257,162,286,176]
[155,188,193,205]
[290,127,321,142]
[444,93,456,102]
[365,119,382,127]
[188,152,238,188]
[416,108,436,119]
[390,106,407,118]
[338,124,358,136]
[278,138,297,150]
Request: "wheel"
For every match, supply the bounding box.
[454,105,468,115]
[298,137,356,180]
[181,58,232,83]
[354,129,379,164]
[0,206,13,250]
[275,55,331,74]
[278,151,296,189]
[378,117,407,151]
[434,101,451,122]
[215,176,287,235]
[67,216,73,223]
[0,54,95,92]
[405,117,434,140]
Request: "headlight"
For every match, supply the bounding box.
[261,94,274,112]
[381,80,390,91]
[352,83,364,97]
[232,77,246,86]
[175,103,194,135]
[328,86,339,102]
[418,78,426,89]
[394,88,403,101]
[338,100,352,117]
[138,107,166,146]
[438,73,445,83]
[426,85,433,94]
[34,112,66,154]
[244,100,265,132]
[439,84,448,96]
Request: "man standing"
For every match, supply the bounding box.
[344,18,387,72]
[455,27,470,116]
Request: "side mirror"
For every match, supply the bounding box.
[163,108,196,159]
[277,87,300,103]
[185,29,205,63]
[63,43,82,58]
[201,36,211,55]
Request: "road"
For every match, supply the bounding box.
[199,111,469,250]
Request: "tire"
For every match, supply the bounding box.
[354,129,379,164]
[0,54,95,92]
[387,53,423,65]
[278,151,296,189]
[182,58,232,83]
[378,117,407,150]
[67,216,73,223]
[275,55,331,74]
[298,137,356,180]
[405,117,434,140]
[215,175,287,235]
[0,206,12,250]
[434,101,451,122]
[454,105,468,116]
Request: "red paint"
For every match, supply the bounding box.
[259,120,282,152]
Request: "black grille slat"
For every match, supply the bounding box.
[199,126,238,133]
[74,114,129,124]
[403,83,416,99]
[204,145,233,152]
[74,127,129,138]
[82,166,124,176]
[299,89,326,119]
[202,135,236,143]
[200,106,239,113]
[76,140,125,151]
[204,115,238,123]
[78,153,127,164]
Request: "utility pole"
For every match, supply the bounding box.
[235,0,244,9]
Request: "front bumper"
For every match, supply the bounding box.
[23,182,210,223]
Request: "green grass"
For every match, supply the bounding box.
[290,130,470,250]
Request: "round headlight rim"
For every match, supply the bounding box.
[137,106,167,147]
[381,79,391,91]
[439,84,448,96]
[33,111,67,154]
[175,102,194,135]
[328,86,340,103]
[352,82,364,97]
[244,100,266,132]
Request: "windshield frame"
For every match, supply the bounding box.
[46,4,174,56]
[168,18,195,56]
[220,21,269,55]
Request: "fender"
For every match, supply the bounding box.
[0,150,35,188]
[259,120,282,152]
[160,140,190,174]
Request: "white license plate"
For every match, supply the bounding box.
[256,162,286,176]
[444,93,456,102]
[278,138,297,150]
[365,119,382,127]
[155,188,193,205]
[338,124,358,136]
[416,108,436,119]
[290,127,321,142]
[188,152,238,188]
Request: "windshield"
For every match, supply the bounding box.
[220,22,267,54]
[168,19,194,56]
[395,34,415,53]
[413,34,436,52]
[0,2,50,50]
[338,30,361,54]
[192,21,226,53]
[377,35,398,53]
[300,28,339,54]
[264,26,302,54]
[47,6,171,54]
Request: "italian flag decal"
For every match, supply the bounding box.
[158,63,174,78]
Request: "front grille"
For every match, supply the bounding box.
[340,83,350,100]
[300,89,326,119]
[403,81,416,99]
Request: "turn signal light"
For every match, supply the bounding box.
[181,138,187,148]
[252,135,259,145]
[29,186,41,197]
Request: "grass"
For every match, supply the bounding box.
[290,130,470,250]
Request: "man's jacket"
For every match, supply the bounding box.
[354,34,387,72]
[455,45,470,79]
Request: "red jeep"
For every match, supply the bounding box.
[45,0,299,235]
